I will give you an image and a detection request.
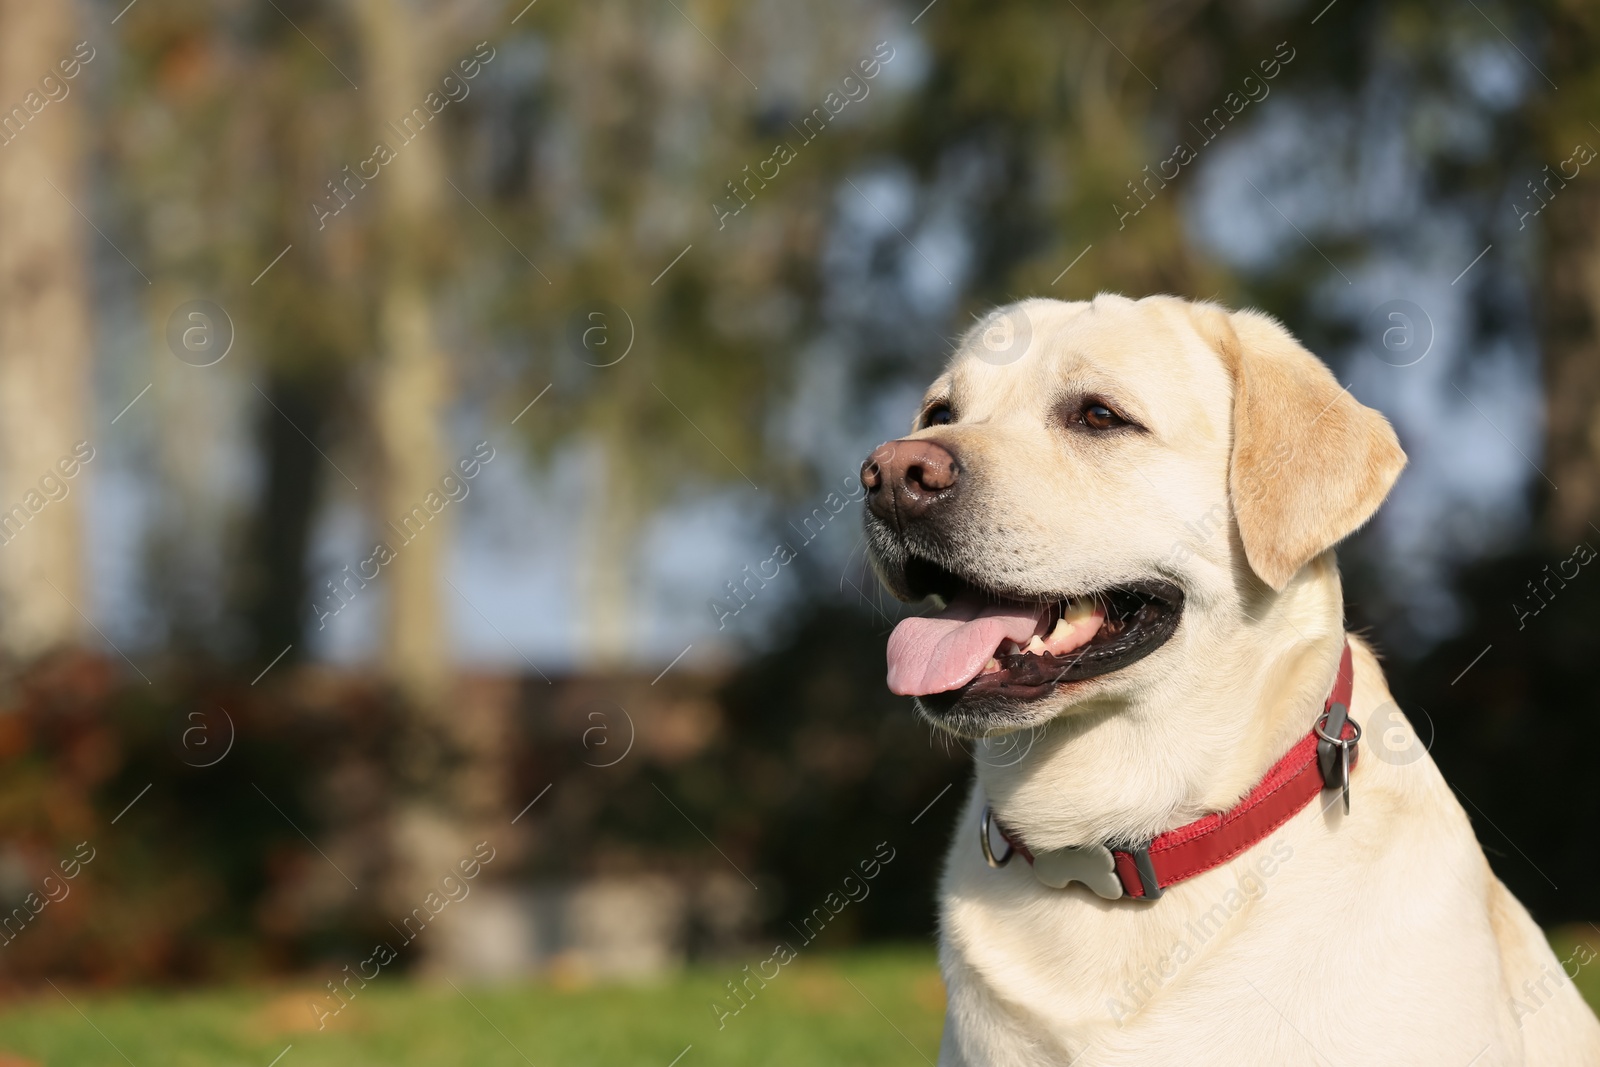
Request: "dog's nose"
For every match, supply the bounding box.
[861,438,959,524]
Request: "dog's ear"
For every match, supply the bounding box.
[1213,308,1406,591]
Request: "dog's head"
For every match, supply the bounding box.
[861,294,1405,738]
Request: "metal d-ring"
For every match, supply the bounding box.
[1314,711,1363,749]
[1315,710,1363,815]
[980,805,1014,868]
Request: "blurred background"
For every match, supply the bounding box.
[0,0,1598,1062]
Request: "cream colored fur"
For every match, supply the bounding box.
[885,294,1600,1065]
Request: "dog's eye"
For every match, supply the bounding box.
[1084,404,1121,430]
[924,403,953,427]
[1072,400,1129,432]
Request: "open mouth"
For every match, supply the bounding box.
[887,556,1184,711]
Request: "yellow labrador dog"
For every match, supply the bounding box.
[859,294,1600,1066]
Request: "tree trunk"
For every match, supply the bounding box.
[372,277,452,704]
[1538,167,1600,545]
[352,0,453,710]
[0,1,92,660]
[580,411,640,668]
[1534,9,1600,547]
[244,373,329,659]
[350,0,487,974]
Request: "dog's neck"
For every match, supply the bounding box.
[974,555,1348,850]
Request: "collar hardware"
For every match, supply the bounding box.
[1126,843,1162,900]
[1315,702,1361,815]
[985,640,1357,901]
[1031,843,1123,899]
[979,805,1014,868]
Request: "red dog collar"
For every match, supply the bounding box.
[988,641,1358,901]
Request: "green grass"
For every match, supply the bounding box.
[5,932,1598,1066]
[0,947,946,1067]
[1548,925,1600,1011]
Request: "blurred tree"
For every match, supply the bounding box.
[105,0,371,666]
[230,5,369,669]
[896,0,1240,323]
[1402,0,1600,924]
[493,0,895,663]
[0,0,93,659]
[1531,0,1600,544]
[349,0,463,708]
[346,0,530,968]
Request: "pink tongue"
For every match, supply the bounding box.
[886,598,1048,697]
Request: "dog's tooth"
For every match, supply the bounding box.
[981,657,1001,674]
[1025,635,1047,655]
[1061,597,1095,622]
[1047,617,1072,643]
